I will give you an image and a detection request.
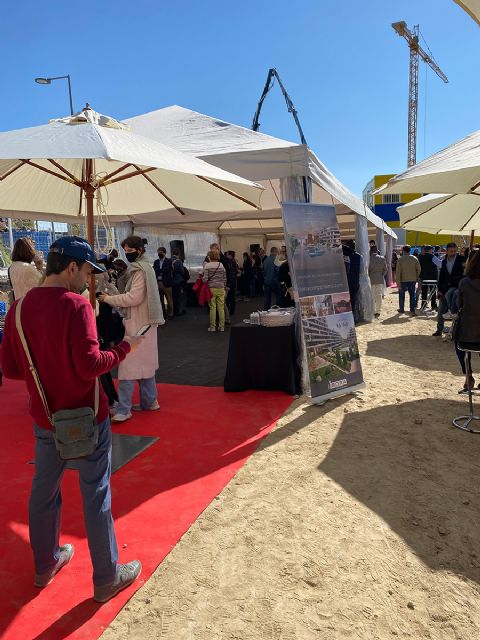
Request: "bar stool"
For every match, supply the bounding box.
[419,280,437,316]
[453,342,480,433]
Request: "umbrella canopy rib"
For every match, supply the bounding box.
[47,160,80,184]
[196,175,260,209]
[131,164,186,216]
[100,163,134,183]
[22,159,77,184]
[0,160,27,181]
[460,204,480,232]
[101,166,157,186]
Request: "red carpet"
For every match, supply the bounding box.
[0,379,292,640]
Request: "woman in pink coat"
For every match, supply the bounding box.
[99,236,164,422]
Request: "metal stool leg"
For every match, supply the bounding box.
[453,351,480,433]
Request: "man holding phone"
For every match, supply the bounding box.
[1,236,145,603]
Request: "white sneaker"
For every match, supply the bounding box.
[132,401,160,412]
[111,412,132,422]
[442,311,453,320]
[208,327,216,332]
[218,327,225,332]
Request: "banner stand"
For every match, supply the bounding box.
[282,202,365,404]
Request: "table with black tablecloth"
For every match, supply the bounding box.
[224,322,301,395]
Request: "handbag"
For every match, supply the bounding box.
[192,274,203,293]
[451,310,462,343]
[15,298,99,459]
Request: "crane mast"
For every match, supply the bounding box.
[392,21,448,167]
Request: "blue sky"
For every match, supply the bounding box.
[2,0,478,196]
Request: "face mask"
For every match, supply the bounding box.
[125,252,139,263]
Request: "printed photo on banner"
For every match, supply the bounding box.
[302,311,362,397]
[332,292,352,314]
[284,204,345,298]
[299,294,335,318]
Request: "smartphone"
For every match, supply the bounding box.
[136,324,151,336]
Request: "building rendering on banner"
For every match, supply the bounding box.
[363,174,457,246]
[303,317,355,352]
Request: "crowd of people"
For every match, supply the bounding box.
[198,243,294,332]
[388,241,480,393]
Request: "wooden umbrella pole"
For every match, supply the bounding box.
[85,159,96,309]
[470,229,475,251]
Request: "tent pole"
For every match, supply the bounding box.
[85,159,96,309]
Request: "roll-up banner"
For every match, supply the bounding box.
[282,202,365,403]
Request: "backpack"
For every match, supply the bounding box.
[182,266,190,283]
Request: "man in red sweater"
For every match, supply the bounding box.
[1,236,143,603]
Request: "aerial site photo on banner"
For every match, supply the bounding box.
[282,202,365,402]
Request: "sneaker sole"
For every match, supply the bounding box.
[93,566,142,603]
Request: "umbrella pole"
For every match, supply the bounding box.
[470,230,475,251]
[85,159,96,309]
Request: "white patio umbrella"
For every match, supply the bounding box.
[376,128,480,197]
[0,105,263,305]
[454,0,480,25]
[398,193,480,243]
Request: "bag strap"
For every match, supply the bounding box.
[15,298,99,425]
[206,263,221,283]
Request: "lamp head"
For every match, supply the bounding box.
[35,77,51,85]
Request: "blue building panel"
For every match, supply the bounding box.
[372,203,400,223]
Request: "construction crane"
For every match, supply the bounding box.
[392,21,448,167]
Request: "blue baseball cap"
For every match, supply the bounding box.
[49,236,106,274]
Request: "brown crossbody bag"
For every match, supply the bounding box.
[15,298,99,460]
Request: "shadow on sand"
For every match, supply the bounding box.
[319,398,480,584]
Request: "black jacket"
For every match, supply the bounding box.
[458,277,480,344]
[418,253,438,281]
[437,255,465,294]
[153,256,173,287]
[342,245,361,291]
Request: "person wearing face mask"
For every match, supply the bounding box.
[0,236,144,602]
[153,246,173,318]
[99,236,164,422]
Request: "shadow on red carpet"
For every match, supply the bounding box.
[0,379,292,640]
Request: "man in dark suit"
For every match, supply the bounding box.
[432,242,465,336]
[153,247,174,318]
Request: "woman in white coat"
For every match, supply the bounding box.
[9,237,44,299]
[99,236,164,422]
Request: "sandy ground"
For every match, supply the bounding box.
[102,290,480,640]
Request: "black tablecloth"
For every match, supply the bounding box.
[224,323,300,395]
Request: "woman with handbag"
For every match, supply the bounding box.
[454,249,480,392]
[203,249,226,332]
[99,236,165,422]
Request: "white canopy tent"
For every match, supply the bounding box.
[124,106,395,241]
[124,106,397,321]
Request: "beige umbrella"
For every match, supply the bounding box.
[0,105,263,305]
[397,193,480,246]
[454,0,480,25]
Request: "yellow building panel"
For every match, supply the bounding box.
[373,174,395,188]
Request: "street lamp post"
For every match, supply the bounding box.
[35,75,74,115]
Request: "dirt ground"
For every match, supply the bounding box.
[102,290,480,640]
